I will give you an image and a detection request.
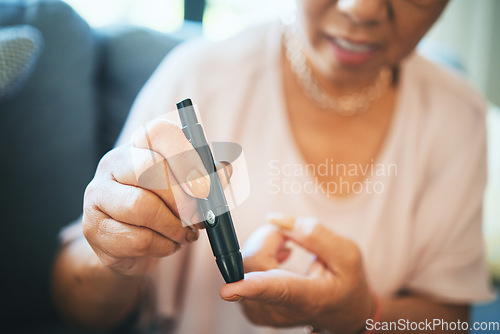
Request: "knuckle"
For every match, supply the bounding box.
[148,119,182,141]
[126,188,153,222]
[97,149,116,171]
[130,231,154,256]
[97,146,127,174]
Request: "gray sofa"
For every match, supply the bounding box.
[0,0,198,332]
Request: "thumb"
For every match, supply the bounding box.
[219,270,309,306]
[131,119,210,198]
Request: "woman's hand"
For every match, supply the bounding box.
[82,119,230,277]
[220,216,374,334]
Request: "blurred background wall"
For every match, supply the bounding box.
[426,0,500,106]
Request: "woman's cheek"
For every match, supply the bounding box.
[389,12,444,63]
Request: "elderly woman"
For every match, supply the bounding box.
[52,0,492,333]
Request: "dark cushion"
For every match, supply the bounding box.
[0,25,44,98]
[95,26,180,153]
[0,0,98,330]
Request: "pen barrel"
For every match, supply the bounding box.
[199,202,239,254]
[182,127,240,254]
[180,119,244,283]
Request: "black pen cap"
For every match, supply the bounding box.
[216,250,244,283]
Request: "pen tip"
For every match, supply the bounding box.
[176,98,193,109]
[176,98,199,126]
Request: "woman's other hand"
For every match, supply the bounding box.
[219,216,374,334]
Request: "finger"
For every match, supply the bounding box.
[269,215,361,271]
[161,162,203,227]
[241,225,287,272]
[239,300,277,326]
[109,146,200,226]
[82,211,180,259]
[219,270,310,307]
[131,119,211,198]
[92,179,198,244]
[239,300,308,328]
[276,245,292,264]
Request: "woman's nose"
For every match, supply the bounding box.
[336,0,390,26]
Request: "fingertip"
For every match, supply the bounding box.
[219,282,238,300]
[293,217,320,236]
[185,228,199,242]
[219,272,252,296]
[266,212,295,231]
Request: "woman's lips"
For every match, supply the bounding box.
[328,36,379,65]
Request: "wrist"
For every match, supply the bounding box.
[52,237,143,329]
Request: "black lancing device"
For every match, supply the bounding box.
[176,98,244,283]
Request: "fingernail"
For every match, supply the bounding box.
[223,295,243,302]
[266,213,295,231]
[186,169,210,198]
